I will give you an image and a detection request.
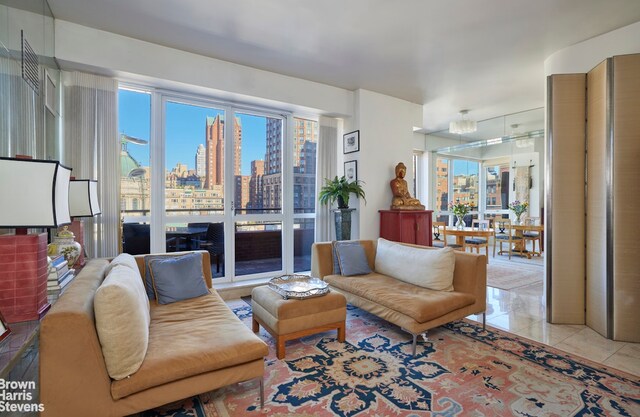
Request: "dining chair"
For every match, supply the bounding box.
[464,219,490,261]
[522,217,542,256]
[197,222,225,273]
[432,221,463,250]
[493,218,525,259]
[122,223,151,255]
[432,222,446,248]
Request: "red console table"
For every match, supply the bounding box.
[379,210,433,246]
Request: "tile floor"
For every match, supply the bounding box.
[467,256,640,377]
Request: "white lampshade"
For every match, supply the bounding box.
[0,157,72,227]
[69,179,101,217]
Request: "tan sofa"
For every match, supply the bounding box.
[40,251,268,417]
[311,240,487,355]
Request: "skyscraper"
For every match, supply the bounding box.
[264,117,317,211]
[205,115,242,189]
[195,144,206,177]
[249,160,264,210]
[265,118,282,175]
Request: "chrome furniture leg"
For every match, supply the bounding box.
[260,377,265,408]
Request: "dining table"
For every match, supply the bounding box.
[165,226,208,250]
[444,227,494,247]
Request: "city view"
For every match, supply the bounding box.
[119,94,318,217]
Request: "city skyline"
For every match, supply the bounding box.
[119,89,271,176]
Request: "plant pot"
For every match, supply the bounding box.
[333,208,355,241]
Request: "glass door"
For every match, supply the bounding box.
[163,99,227,278]
[231,111,285,280]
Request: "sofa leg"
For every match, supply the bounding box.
[411,333,417,357]
[482,312,486,330]
[259,377,264,408]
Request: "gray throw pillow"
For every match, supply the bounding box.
[332,240,362,274]
[335,241,372,276]
[143,252,192,299]
[147,252,209,304]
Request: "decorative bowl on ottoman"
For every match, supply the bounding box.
[268,274,329,299]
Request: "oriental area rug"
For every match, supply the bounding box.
[141,300,639,417]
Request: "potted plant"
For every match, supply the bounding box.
[318,176,366,240]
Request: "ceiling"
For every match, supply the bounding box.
[46,0,640,131]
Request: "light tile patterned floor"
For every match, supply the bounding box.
[467,255,640,377]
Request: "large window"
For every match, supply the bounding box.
[292,117,318,272]
[452,159,479,207]
[164,101,226,216]
[119,88,151,219]
[434,156,479,225]
[485,162,510,211]
[118,86,317,283]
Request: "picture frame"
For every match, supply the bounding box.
[344,160,358,182]
[343,130,360,154]
[0,309,10,343]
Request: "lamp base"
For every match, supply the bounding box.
[65,220,85,267]
[0,233,51,323]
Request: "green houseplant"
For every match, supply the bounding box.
[318,176,366,209]
[318,176,366,240]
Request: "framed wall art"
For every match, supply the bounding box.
[344,160,358,182]
[343,130,360,154]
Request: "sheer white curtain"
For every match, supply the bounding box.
[315,116,341,242]
[63,71,119,257]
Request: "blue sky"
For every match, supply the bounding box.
[453,159,479,176]
[118,89,270,176]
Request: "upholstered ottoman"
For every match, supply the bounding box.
[251,286,347,359]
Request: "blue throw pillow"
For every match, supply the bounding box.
[142,252,193,299]
[332,240,362,274]
[335,241,372,276]
[147,252,209,304]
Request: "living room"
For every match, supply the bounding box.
[1,1,639,416]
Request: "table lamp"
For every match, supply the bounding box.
[0,156,71,323]
[57,179,101,267]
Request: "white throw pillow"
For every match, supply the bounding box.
[104,253,139,276]
[374,238,455,291]
[94,265,150,380]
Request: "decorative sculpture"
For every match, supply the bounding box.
[390,162,425,210]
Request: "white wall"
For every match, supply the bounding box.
[545,21,640,75]
[349,89,423,240]
[54,20,354,117]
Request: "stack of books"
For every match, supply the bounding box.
[48,255,75,302]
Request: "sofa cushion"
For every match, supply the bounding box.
[375,238,455,291]
[105,253,139,276]
[142,252,192,299]
[148,252,209,304]
[94,265,150,380]
[335,241,372,276]
[324,273,475,323]
[331,240,361,274]
[110,292,269,400]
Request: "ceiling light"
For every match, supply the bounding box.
[449,110,477,134]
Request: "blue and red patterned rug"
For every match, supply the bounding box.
[142,300,639,417]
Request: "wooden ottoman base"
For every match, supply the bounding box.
[252,315,345,359]
[251,286,347,359]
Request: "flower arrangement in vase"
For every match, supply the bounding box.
[508,200,529,225]
[448,200,472,229]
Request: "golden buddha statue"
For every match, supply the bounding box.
[390,162,425,210]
